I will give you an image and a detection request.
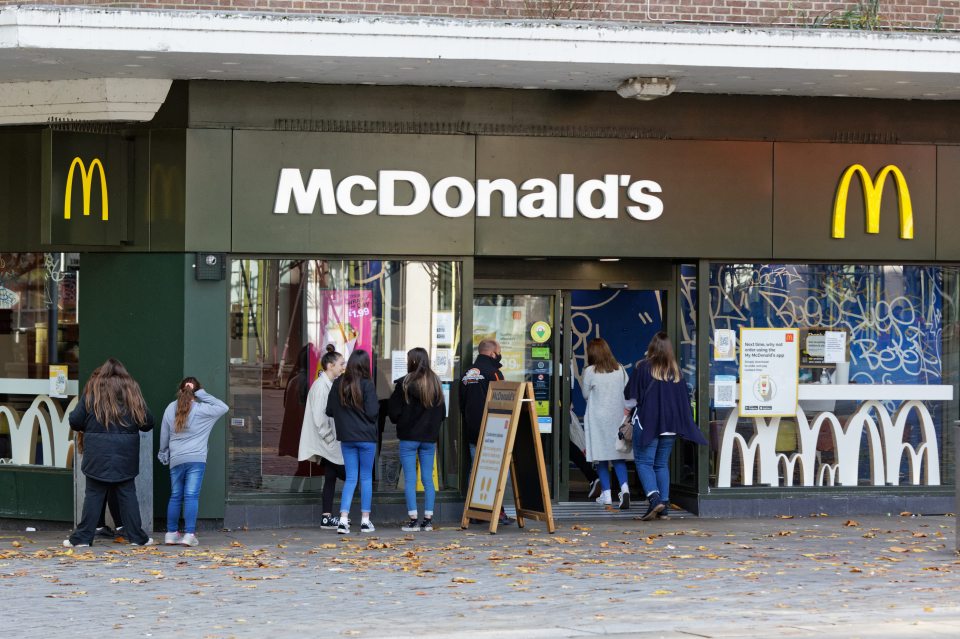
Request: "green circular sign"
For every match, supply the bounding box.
[530,321,552,343]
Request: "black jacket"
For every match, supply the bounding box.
[69,395,155,483]
[458,354,503,445]
[326,377,379,442]
[388,379,446,442]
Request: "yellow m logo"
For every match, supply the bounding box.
[64,157,108,221]
[831,164,913,240]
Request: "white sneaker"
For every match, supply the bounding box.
[130,537,156,547]
[596,489,612,506]
[180,533,199,547]
[164,532,183,545]
[63,539,90,548]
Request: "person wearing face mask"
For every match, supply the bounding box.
[459,338,513,526]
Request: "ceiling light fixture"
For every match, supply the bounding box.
[616,76,676,101]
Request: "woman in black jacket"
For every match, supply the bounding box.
[326,349,379,534]
[388,347,445,532]
[64,358,155,547]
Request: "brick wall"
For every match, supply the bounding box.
[2,0,957,31]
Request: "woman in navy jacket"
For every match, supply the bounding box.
[64,358,155,547]
[624,332,707,521]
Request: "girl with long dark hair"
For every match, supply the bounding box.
[388,347,445,532]
[298,344,347,530]
[624,332,707,521]
[326,349,379,534]
[158,377,229,546]
[64,358,155,547]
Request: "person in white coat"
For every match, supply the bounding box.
[298,344,346,529]
[581,338,632,509]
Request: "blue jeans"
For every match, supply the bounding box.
[398,440,437,515]
[167,462,206,534]
[340,441,377,515]
[596,459,629,493]
[633,434,676,506]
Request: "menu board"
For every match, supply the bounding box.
[739,328,799,417]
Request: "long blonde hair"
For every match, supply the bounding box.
[645,332,681,383]
[83,358,149,427]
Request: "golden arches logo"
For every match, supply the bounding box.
[831,164,913,240]
[64,157,108,221]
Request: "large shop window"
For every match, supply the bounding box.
[707,264,958,490]
[0,253,80,469]
[228,259,462,495]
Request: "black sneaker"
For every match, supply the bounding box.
[618,491,631,510]
[401,518,421,532]
[586,478,601,500]
[320,515,340,530]
[360,520,376,533]
[337,519,350,535]
[95,526,116,539]
[639,501,665,521]
[420,517,433,532]
[498,512,515,526]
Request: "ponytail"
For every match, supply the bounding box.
[174,377,202,433]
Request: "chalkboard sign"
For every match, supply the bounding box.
[462,381,555,534]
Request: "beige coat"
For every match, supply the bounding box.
[297,373,344,465]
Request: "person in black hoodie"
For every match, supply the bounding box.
[64,358,155,547]
[389,347,445,532]
[458,339,513,526]
[326,349,379,534]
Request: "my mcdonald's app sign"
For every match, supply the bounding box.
[44,131,127,246]
[831,164,913,240]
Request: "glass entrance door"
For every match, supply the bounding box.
[472,293,559,496]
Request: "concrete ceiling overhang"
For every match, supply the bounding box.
[1,6,959,123]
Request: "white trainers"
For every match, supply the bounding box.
[62,539,90,548]
[164,532,183,545]
[180,533,199,547]
[596,489,613,506]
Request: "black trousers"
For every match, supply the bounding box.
[97,486,122,529]
[321,459,346,514]
[570,445,599,483]
[70,477,149,546]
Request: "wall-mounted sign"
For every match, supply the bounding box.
[739,328,799,418]
[832,164,913,240]
[530,321,552,343]
[800,327,850,366]
[714,328,736,361]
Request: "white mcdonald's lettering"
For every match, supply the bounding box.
[273,169,664,220]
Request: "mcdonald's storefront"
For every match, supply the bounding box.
[1,81,958,529]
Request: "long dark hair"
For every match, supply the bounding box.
[339,349,371,409]
[403,347,442,408]
[586,338,619,374]
[83,358,149,428]
[174,377,201,433]
[645,331,681,382]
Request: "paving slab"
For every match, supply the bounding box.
[1,514,957,638]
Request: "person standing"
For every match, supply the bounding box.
[326,349,379,534]
[64,359,155,548]
[459,339,513,526]
[581,338,633,509]
[625,331,707,521]
[389,347,445,532]
[299,345,346,530]
[158,377,229,546]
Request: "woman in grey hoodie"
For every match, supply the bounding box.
[158,377,229,546]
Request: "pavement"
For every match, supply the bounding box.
[2,513,959,638]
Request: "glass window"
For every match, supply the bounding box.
[0,252,80,468]
[228,259,462,495]
[707,263,958,490]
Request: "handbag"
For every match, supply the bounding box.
[615,416,633,453]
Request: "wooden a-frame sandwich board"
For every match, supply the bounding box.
[461,381,555,534]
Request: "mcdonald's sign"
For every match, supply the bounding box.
[831,164,913,240]
[64,156,108,221]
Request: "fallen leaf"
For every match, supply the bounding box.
[888,546,910,553]
[11,541,22,548]
[451,577,476,584]
[652,589,673,595]
[844,520,860,527]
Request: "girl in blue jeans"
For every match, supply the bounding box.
[326,349,380,534]
[624,332,707,521]
[158,377,229,546]
[388,347,446,532]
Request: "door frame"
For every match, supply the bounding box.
[473,261,680,502]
